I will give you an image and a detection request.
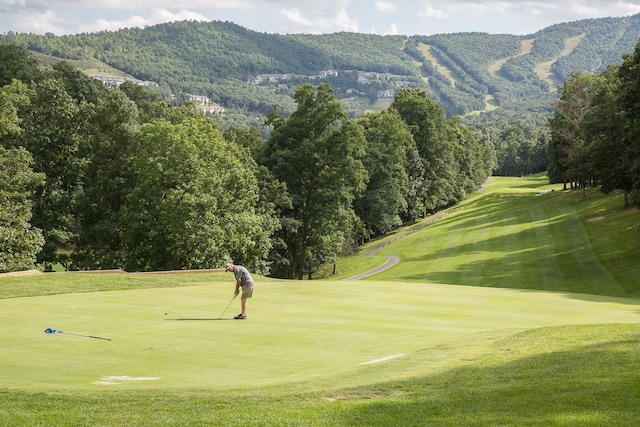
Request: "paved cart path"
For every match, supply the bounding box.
[344,179,489,281]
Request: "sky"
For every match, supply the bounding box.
[1,0,640,37]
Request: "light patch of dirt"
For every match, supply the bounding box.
[92,376,160,385]
[360,354,405,365]
[588,216,605,222]
[0,269,41,277]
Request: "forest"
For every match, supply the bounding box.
[2,14,639,177]
[0,44,493,278]
[2,15,640,277]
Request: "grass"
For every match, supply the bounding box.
[1,174,640,426]
[352,175,640,296]
[30,50,134,78]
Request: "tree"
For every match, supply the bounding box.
[9,78,88,268]
[618,41,640,205]
[583,65,633,207]
[548,72,597,198]
[355,111,412,237]
[391,88,457,215]
[0,44,42,87]
[72,88,141,269]
[0,85,44,272]
[260,83,367,279]
[448,116,491,196]
[0,146,45,272]
[0,80,31,140]
[119,81,171,123]
[120,116,271,272]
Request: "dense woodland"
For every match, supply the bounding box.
[2,16,640,276]
[2,16,640,177]
[0,44,493,277]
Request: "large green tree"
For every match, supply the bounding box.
[0,146,44,273]
[391,88,458,215]
[355,111,412,238]
[618,40,640,204]
[261,83,367,279]
[548,72,598,198]
[5,77,89,268]
[0,85,44,272]
[448,116,493,196]
[583,65,634,207]
[120,116,271,272]
[72,88,141,269]
[0,44,42,87]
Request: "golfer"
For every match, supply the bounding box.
[225,263,254,319]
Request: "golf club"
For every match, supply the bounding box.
[218,295,237,319]
[44,327,111,341]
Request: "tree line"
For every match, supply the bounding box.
[0,44,493,277]
[547,37,640,208]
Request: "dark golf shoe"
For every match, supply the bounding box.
[234,314,247,319]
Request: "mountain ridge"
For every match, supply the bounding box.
[2,14,640,122]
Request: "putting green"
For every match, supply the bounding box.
[2,280,639,390]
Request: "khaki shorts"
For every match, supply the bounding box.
[241,285,254,299]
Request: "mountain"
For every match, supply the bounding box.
[2,15,640,124]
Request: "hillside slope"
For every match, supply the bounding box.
[2,15,640,120]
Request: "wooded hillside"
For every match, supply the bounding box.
[2,14,640,123]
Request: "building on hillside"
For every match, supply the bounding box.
[199,103,225,115]
[186,94,210,105]
[90,75,158,88]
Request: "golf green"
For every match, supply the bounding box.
[2,278,638,390]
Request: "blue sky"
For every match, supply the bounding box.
[1,0,640,36]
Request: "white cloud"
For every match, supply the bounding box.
[332,7,359,32]
[375,1,397,13]
[279,8,313,28]
[3,0,640,37]
[13,9,66,34]
[78,9,208,33]
[59,0,254,11]
[419,1,449,20]
[383,22,399,35]
[279,6,357,33]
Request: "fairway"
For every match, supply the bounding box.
[369,175,640,296]
[2,275,639,391]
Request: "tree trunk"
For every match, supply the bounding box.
[297,228,308,281]
[624,190,629,209]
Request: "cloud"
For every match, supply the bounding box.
[279,6,358,33]
[78,8,208,33]
[12,9,66,34]
[3,0,640,37]
[383,22,399,35]
[419,1,449,20]
[57,0,254,11]
[375,1,397,13]
[279,8,312,28]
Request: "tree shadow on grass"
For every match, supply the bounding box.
[328,325,640,426]
[383,190,638,297]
